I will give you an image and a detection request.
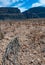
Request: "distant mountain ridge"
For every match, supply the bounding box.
[0,7,45,20]
[0,7,25,19]
[0,7,20,14]
[22,7,45,19]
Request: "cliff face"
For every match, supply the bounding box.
[0,7,20,14]
[0,7,24,19]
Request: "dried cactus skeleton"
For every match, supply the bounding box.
[2,37,20,65]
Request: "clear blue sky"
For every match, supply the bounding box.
[0,0,45,12]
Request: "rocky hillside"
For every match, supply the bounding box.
[0,7,45,20]
[23,7,45,19]
[0,19,45,65]
[0,7,25,19]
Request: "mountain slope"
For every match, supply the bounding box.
[0,7,45,20]
[0,7,25,20]
[0,7,21,14]
[23,7,45,18]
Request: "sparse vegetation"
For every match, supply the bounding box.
[0,28,4,40]
[0,19,45,65]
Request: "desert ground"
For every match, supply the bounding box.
[0,19,45,65]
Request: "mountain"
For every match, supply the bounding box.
[22,7,45,19]
[0,7,45,20]
[0,7,20,14]
[0,7,25,20]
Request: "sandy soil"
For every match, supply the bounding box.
[0,19,45,65]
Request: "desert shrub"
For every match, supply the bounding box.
[0,28,4,40]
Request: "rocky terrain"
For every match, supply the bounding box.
[0,19,45,65]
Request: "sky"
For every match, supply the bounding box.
[0,0,45,12]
